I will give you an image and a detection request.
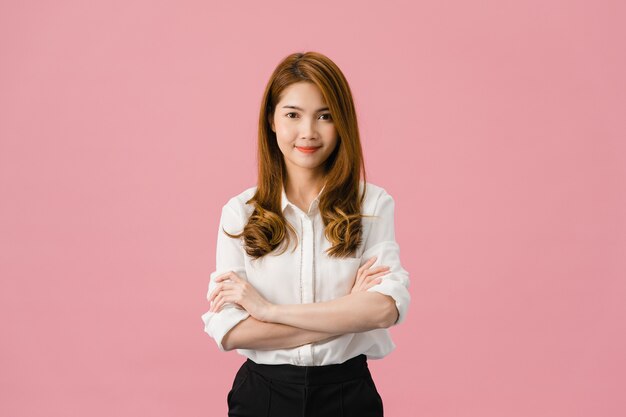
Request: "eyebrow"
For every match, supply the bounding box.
[281,105,330,112]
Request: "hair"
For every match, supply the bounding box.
[224,51,371,259]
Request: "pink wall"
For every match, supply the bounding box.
[1,1,625,416]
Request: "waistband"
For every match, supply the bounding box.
[244,354,369,386]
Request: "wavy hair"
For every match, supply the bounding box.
[225,51,371,259]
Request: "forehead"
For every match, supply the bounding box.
[277,82,327,108]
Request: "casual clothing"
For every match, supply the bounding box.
[227,354,383,417]
[201,180,411,365]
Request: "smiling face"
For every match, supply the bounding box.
[270,81,339,178]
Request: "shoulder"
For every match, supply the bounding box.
[361,180,394,215]
[220,185,257,227]
[224,184,257,209]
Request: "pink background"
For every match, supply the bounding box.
[1,1,625,416]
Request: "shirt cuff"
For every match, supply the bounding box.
[362,241,411,326]
[201,305,250,351]
[366,277,411,325]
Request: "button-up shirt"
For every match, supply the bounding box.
[201,180,410,365]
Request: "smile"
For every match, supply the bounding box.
[295,146,321,154]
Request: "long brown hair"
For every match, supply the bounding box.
[225,51,370,259]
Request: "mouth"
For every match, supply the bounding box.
[295,146,321,154]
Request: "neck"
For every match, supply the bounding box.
[283,166,326,201]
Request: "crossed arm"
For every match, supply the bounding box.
[211,257,399,351]
[221,316,341,351]
[221,292,398,351]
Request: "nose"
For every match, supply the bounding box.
[300,116,319,139]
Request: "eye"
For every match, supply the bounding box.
[319,113,333,121]
[286,112,298,119]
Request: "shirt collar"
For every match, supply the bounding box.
[281,182,326,214]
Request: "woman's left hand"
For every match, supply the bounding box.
[208,271,275,322]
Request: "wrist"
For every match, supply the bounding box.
[262,303,279,323]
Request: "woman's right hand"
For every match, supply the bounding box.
[350,256,390,294]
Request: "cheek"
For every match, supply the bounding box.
[325,134,339,152]
[275,139,289,156]
[275,124,295,142]
[275,135,293,153]
[324,143,338,159]
[274,126,291,147]
[323,125,338,142]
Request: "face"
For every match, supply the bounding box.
[270,81,339,177]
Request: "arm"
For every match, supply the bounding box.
[264,291,398,333]
[211,257,398,334]
[201,203,253,352]
[203,203,381,351]
[208,187,410,340]
[221,316,343,351]
[221,261,392,349]
[263,188,409,332]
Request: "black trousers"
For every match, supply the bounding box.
[227,354,384,417]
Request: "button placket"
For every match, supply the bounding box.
[309,214,317,365]
[296,214,304,366]
[288,201,319,366]
[301,215,314,304]
[301,214,315,365]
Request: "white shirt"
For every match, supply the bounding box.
[201,180,411,366]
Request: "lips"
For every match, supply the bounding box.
[296,146,321,154]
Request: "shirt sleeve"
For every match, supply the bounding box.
[363,189,411,326]
[201,202,251,351]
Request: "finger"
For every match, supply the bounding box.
[211,292,229,312]
[363,266,390,278]
[212,299,225,312]
[366,277,383,289]
[209,282,233,302]
[214,271,240,283]
[212,292,237,313]
[354,270,366,286]
[358,256,377,274]
[214,272,230,282]
[354,272,372,290]
[229,272,243,282]
[208,284,222,302]
[367,270,390,281]
[209,293,223,312]
[357,257,376,276]
[215,282,236,294]
[215,290,238,306]
[356,259,380,283]
[226,271,244,282]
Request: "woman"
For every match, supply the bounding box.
[201,51,411,417]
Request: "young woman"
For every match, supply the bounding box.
[201,51,411,417]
